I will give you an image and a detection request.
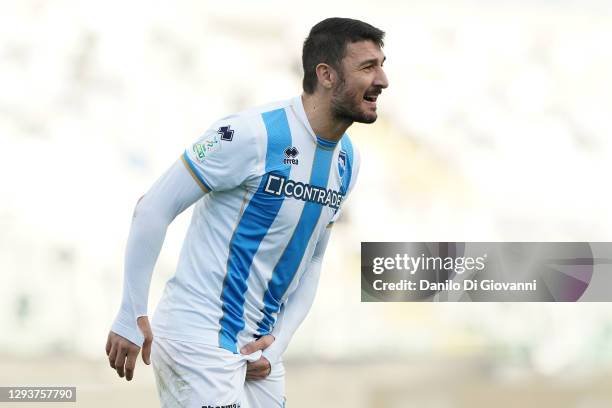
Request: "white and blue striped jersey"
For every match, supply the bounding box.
[151,96,360,353]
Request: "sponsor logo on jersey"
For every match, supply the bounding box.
[201,403,240,408]
[193,135,220,162]
[263,173,343,209]
[217,125,234,141]
[283,146,299,165]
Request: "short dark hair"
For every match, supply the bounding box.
[302,17,385,94]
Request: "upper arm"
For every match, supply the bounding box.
[181,115,260,193]
[135,158,205,222]
[311,227,332,264]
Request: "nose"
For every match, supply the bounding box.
[374,67,389,89]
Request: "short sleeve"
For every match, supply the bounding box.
[181,115,260,192]
[328,144,360,226]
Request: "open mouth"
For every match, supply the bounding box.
[363,90,381,105]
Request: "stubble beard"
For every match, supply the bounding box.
[330,73,377,124]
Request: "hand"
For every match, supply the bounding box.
[240,335,274,381]
[245,356,272,381]
[105,316,153,381]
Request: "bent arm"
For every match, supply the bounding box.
[111,159,204,346]
[262,228,332,365]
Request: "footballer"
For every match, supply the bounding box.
[106,17,388,407]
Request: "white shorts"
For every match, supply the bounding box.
[151,336,286,408]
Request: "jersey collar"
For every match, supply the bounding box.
[290,95,341,149]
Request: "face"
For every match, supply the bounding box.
[330,40,389,124]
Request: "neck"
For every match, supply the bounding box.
[301,92,352,143]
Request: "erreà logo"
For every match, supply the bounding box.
[283,146,299,165]
[263,174,343,209]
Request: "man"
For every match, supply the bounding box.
[106,17,388,407]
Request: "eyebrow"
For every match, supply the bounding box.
[358,56,386,67]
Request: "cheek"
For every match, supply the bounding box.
[336,82,357,101]
[354,75,374,94]
[344,79,367,100]
[336,74,368,103]
[348,87,362,100]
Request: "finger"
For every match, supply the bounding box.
[240,335,273,355]
[142,336,152,365]
[115,346,127,378]
[246,367,267,381]
[260,335,274,348]
[105,335,112,356]
[240,340,257,355]
[245,361,259,374]
[258,363,270,376]
[262,356,271,375]
[254,359,271,377]
[125,348,139,381]
[247,361,268,377]
[246,369,262,381]
[108,342,118,369]
[245,363,260,380]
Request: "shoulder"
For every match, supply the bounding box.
[207,112,256,145]
[199,110,264,165]
[215,98,293,144]
[227,98,296,161]
[199,96,297,148]
[187,110,265,173]
[239,97,293,117]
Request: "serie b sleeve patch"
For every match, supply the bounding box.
[183,115,259,192]
[192,134,221,163]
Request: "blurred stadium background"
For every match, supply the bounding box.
[2,0,612,407]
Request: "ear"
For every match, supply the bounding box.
[315,63,337,90]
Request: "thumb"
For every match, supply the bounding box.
[142,336,152,365]
[240,335,274,355]
[137,316,153,365]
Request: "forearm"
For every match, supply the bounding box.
[262,228,332,363]
[111,159,203,345]
[111,205,170,345]
[262,259,323,365]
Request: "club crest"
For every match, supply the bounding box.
[338,150,347,179]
